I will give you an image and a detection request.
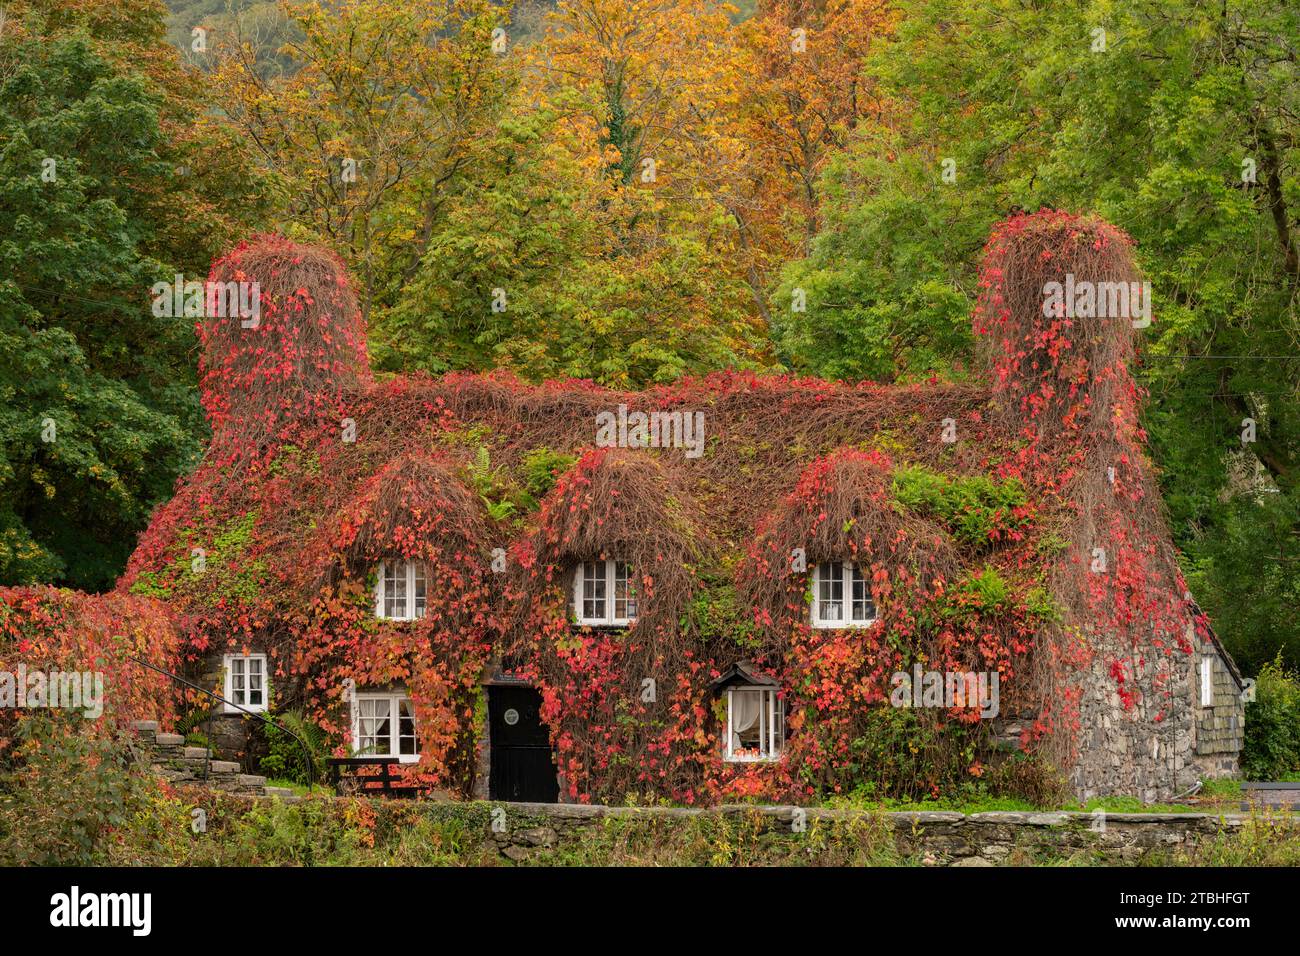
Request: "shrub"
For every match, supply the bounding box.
[891,466,1030,548]
[519,447,578,503]
[1242,657,1300,780]
[258,710,329,787]
[0,716,134,865]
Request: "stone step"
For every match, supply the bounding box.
[264,787,296,799]
[131,720,159,733]
[183,746,210,759]
[209,760,241,774]
[239,774,267,788]
[155,732,185,747]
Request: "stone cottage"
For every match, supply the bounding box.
[117,212,1245,805]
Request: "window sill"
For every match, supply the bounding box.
[221,704,268,715]
[810,620,877,630]
[352,753,421,764]
[724,755,783,764]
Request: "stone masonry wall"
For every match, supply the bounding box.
[1069,622,1203,803]
[464,801,1273,866]
[128,720,295,800]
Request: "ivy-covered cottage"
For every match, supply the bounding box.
[116,211,1243,805]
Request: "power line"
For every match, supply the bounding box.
[1143,354,1297,360]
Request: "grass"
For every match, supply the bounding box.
[262,777,333,798]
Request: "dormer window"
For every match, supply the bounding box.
[713,662,784,763]
[375,560,427,621]
[811,560,876,628]
[574,559,637,626]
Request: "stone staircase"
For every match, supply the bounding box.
[129,720,298,801]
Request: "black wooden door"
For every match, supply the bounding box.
[488,685,559,803]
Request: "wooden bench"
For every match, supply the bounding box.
[1240,782,1300,811]
[326,757,423,798]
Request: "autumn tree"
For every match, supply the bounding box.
[378,0,772,385]
[734,0,893,283]
[211,0,513,316]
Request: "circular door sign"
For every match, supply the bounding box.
[503,708,520,726]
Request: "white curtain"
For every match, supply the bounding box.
[730,691,761,752]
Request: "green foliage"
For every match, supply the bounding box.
[689,580,759,649]
[1185,492,1300,674]
[466,445,519,521]
[457,439,579,521]
[0,0,273,590]
[814,705,951,801]
[0,717,134,865]
[772,144,981,383]
[375,109,767,388]
[781,0,1300,673]
[1242,657,1300,780]
[257,710,330,788]
[519,447,578,503]
[0,32,201,589]
[130,510,266,603]
[1023,586,1061,624]
[891,465,1029,547]
[950,567,1012,613]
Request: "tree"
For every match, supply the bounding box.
[379,0,772,386]
[210,0,512,317]
[776,0,1300,669]
[0,36,188,587]
[0,1,270,590]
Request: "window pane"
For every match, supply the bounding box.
[582,561,606,620]
[398,699,417,756]
[358,698,392,755]
[850,564,875,622]
[412,563,427,619]
[230,658,246,704]
[732,689,763,752]
[614,562,637,620]
[817,562,842,622]
[383,562,407,619]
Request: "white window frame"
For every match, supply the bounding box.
[351,691,420,763]
[810,560,877,628]
[1200,656,1214,707]
[573,558,637,626]
[723,687,783,762]
[222,653,268,714]
[374,560,428,621]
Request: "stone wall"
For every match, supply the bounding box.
[1064,618,1250,803]
[466,801,1272,866]
[194,652,269,765]
[1068,630,1199,803]
[128,720,294,800]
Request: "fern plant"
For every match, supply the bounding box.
[257,710,329,786]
